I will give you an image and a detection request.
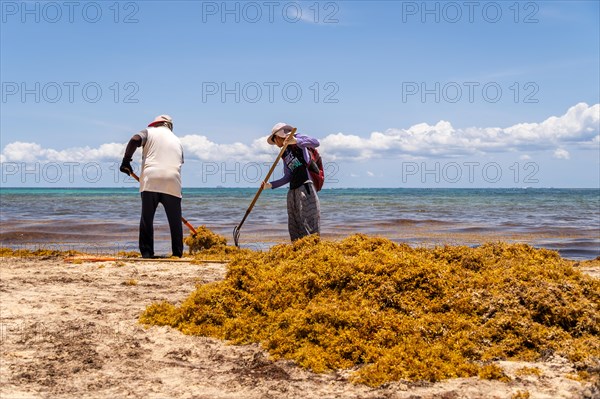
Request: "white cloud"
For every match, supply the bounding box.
[0,141,125,163]
[520,154,531,160]
[179,134,275,162]
[321,103,599,160]
[1,103,598,164]
[367,171,375,177]
[0,136,276,164]
[553,148,570,160]
[1,142,43,162]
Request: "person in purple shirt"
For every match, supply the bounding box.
[261,122,321,241]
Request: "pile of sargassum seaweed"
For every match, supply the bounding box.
[142,233,599,387]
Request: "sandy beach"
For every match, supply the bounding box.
[1,255,598,399]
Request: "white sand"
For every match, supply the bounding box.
[1,256,597,399]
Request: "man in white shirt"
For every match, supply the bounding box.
[120,115,184,258]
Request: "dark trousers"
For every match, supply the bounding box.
[139,191,183,258]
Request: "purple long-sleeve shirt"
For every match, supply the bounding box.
[270,134,320,189]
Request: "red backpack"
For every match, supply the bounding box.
[307,147,325,191]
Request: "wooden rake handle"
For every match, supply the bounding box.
[235,128,297,234]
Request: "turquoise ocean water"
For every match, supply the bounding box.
[0,188,598,260]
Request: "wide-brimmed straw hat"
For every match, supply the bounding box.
[148,115,173,127]
[267,122,294,145]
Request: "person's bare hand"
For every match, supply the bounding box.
[284,134,297,145]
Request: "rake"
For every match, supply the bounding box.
[233,127,296,247]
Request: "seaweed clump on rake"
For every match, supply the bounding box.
[184,225,248,262]
[141,234,600,387]
[184,225,227,253]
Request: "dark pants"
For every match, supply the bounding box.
[139,191,183,258]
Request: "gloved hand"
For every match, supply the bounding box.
[119,158,133,176]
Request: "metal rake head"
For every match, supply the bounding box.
[233,225,241,248]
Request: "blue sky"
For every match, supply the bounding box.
[1,0,599,188]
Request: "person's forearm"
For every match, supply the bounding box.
[270,166,291,189]
[270,175,290,189]
[123,135,142,159]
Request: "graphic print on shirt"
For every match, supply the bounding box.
[283,149,304,172]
